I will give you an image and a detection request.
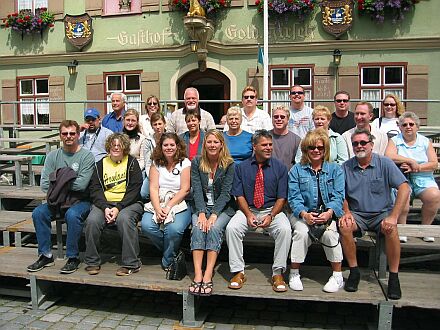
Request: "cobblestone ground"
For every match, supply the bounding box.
[0,283,439,330]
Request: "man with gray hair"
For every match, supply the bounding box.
[168,87,215,135]
[339,128,410,300]
[102,92,127,132]
[226,130,291,293]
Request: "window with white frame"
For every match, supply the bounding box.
[269,66,313,109]
[360,64,406,117]
[17,0,48,14]
[103,0,142,15]
[105,72,142,113]
[19,77,50,126]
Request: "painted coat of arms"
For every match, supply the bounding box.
[64,13,93,50]
[321,0,353,38]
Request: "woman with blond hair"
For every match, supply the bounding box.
[123,109,147,171]
[140,95,161,138]
[295,105,348,164]
[288,129,345,292]
[189,130,236,295]
[223,106,253,164]
[372,94,405,138]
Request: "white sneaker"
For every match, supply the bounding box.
[289,273,303,291]
[323,275,344,293]
[423,236,435,242]
[399,236,408,243]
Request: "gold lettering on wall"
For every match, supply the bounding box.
[225,24,315,41]
[106,27,176,46]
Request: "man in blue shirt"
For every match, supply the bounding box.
[80,108,113,162]
[226,130,291,292]
[102,92,126,132]
[339,128,410,300]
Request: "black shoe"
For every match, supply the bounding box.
[344,270,360,292]
[387,276,402,300]
[60,258,81,274]
[27,255,54,272]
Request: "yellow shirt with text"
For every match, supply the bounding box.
[103,156,128,202]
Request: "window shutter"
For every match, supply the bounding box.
[141,0,160,12]
[339,66,359,100]
[232,0,244,7]
[86,75,105,114]
[141,72,160,103]
[1,79,17,125]
[407,65,428,124]
[85,0,103,16]
[48,0,64,20]
[49,76,65,123]
[0,0,15,22]
[247,68,263,99]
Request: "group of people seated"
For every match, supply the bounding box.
[26,86,439,302]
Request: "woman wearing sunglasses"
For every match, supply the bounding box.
[371,94,404,138]
[288,129,345,293]
[385,112,440,243]
[189,130,236,296]
[140,95,161,138]
[141,132,192,274]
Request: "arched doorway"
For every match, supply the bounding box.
[178,69,230,124]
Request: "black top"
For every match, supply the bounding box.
[329,111,356,135]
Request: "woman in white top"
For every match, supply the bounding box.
[371,94,404,138]
[140,95,161,138]
[123,109,147,171]
[141,132,191,272]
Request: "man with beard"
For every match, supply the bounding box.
[342,102,388,158]
[168,87,215,135]
[80,108,113,162]
[339,128,410,300]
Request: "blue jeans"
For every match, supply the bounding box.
[141,208,191,268]
[32,201,91,258]
[140,176,150,200]
[190,210,231,252]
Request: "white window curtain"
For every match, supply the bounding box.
[271,90,290,109]
[18,0,33,11]
[126,94,142,113]
[36,98,49,114]
[35,0,48,9]
[304,90,312,109]
[361,89,381,109]
[20,99,34,115]
[384,89,403,100]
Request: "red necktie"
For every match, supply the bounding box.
[253,164,264,208]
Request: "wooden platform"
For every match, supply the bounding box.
[0,185,45,201]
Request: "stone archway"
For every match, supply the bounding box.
[178,69,231,124]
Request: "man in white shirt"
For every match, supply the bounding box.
[168,87,215,135]
[288,85,314,138]
[342,102,388,158]
[224,86,272,133]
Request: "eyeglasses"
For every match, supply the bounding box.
[307,146,325,151]
[383,103,396,107]
[61,132,77,137]
[111,144,122,149]
[401,122,415,127]
[147,102,158,106]
[243,95,256,99]
[273,115,286,120]
[335,99,349,103]
[351,140,371,147]
[290,91,304,95]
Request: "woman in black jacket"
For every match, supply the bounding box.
[84,133,143,276]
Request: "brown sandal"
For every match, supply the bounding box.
[272,275,287,292]
[228,272,246,290]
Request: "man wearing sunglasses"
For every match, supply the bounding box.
[168,87,215,135]
[339,128,410,300]
[80,108,113,162]
[329,91,356,135]
[342,101,388,158]
[270,105,301,170]
[27,120,95,274]
[288,85,314,139]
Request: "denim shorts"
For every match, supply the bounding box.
[409,175,438,197]
[352,211,389,237]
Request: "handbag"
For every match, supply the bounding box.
[307,207,339,248]
[166,250,187,281]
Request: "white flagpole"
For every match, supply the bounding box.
[263,0,269,114]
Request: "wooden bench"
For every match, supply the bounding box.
[0,155,35,187]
